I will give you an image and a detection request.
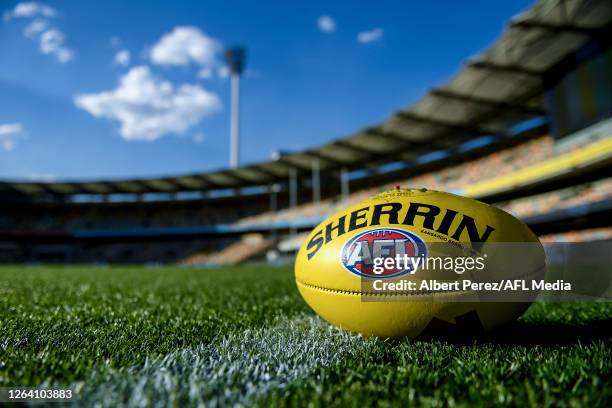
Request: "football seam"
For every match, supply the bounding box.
[296,264,547,297]
[296,280,470,297]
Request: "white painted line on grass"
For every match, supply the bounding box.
[74,315,369,407]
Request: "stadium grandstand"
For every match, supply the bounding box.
[1,0,611,265]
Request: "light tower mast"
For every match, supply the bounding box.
[225,47,246,169]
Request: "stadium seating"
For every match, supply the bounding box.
[498,178,612,218]
[233,135,611,229]
[540,227,612,243]
[1,131,610,264]
[183,233,271,266]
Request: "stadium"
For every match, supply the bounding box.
[0,0,611,406]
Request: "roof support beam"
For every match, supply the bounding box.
[303,150,352,166]
[332,138,447,168]
[108,182,152,194]
[79,183,115,195]
[274,156,313,172]
[510,20,597,36]
[470,87,545,139]
[251,164,289,178]
[430,89,545,116]
[26,183,57,196]
[468,61,543,77]
[245,166,283,180]
[363,128,413,143]
[333,140,381,156]
[363,128,451,149]
[143,179,187,193]
[173,178,207,190]
[191,176,226,190]
[396,111,492,136]
[214,171,255,185]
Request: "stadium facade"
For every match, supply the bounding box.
[1,0,611,264]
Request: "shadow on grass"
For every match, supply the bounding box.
[480,318,612,346]
[410,308,611,345]
[411,318,612,346]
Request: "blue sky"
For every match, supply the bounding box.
[0,0,532,181]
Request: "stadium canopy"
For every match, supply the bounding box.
[2,0,611,197]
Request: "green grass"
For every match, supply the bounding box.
[0,265,610,407]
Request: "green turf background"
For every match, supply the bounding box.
[0,265,610,407]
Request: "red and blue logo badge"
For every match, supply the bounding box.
[340,228,427,278]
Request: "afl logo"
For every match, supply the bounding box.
[340,228,427,279]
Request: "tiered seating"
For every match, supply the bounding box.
[2,133,609,253]
[540,227,612,242]
[183,234,271,266]
[395,136,554,192]
[498,178,612,218]
[234,135,611,229]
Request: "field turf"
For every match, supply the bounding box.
[0,265,610,407]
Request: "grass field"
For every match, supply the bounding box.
[0,265,610,407]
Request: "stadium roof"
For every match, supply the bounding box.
[2,0,611,197]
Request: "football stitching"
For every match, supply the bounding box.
[296,280,471,297]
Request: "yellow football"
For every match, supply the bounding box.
[295,188,546,338]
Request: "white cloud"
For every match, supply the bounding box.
[39,28,74,63]
[3,2,56,21]
[217,66,230,79]
[23,19,47,37]
[114,49,131,67]
[357,28,384,44]
[198,67,213,79]
[317,15,336,33]
[201,65,245,81]
[74,66,222,141]
[0,123,24,151]
[28,173,56,181]
[150,26,221,67]
[193,132,205,144]
[4,3,74,63]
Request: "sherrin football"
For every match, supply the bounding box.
[295,188,546,338]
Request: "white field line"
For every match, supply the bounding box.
[73,315,371,407]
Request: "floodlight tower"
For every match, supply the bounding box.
[225,47,246,169]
